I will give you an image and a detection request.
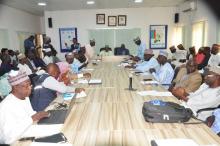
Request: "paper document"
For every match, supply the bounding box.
[140,80,159,85]
[88,79,102,84]
[31,142,72,146]
[118,63,129,67]
[152,139,199,146]
[63,93,75,100]
[76,91,87,99]
[82,68,94,71]
[78,79,102,84]
[21,124,63,138]
[137,90,172,97]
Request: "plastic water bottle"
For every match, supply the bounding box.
[71,63,79,74]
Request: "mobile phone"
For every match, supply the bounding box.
[143,79,152,81]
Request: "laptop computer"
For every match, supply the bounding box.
[38,96,75,125]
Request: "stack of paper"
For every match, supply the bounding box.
[118,63,129,67]
[82,68,94,71]
[151,139,199,146]
[137,90,172,97]
[88,79,102,84]
[21,124,63,138]
[78,79,102,84]
[75,91,87,99]
[78,79,89,84]
[140,80,159,85]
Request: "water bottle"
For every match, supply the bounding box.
[71,63,79,74]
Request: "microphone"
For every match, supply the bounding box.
[125,73,136,91]
[129,73,133,90]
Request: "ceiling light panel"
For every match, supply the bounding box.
[87,1,95,5]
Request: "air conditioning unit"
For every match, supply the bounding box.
[181,0,197,12]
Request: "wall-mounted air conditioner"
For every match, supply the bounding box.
[181,0,197,12]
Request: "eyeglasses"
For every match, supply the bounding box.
[17,81,32,88]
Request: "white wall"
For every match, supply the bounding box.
[217,20,220,43]
[177,0,218,50]
[0,4,42,50]
[45,7,177,60]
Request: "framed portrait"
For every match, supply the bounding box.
[118,15,126,26]
[108,16,117,26]
[96,14,105,24]
[149,25,168,49]
[59,27,77,52]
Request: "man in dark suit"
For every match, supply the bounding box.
[115,44,130,56]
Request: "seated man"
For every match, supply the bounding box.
[30,63,85,112]
[0,70,49,144]
[17,53,33,75]
[169,45,177,61]
[207,108,220,136]
[64,53,91,79]
[115,44,130,56]
[26,50,46,71]
[208,44,220,67]
[43,48,53,65]
[169,59,202,94]
[198,46,211,70]
[0,54,18,76]
[99,45,113,56]
[174,68,220,121]
[135,49,159,73]
[149,50,174,85]
[187,46,196,60]
[176,44,187,62]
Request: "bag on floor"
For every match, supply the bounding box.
[142,100,192,123]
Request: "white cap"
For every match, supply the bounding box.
[159,50,168,58]
[43,48,51,53]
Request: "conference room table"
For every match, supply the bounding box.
[14,56,220,146]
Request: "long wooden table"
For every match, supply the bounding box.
[14,56,220,146]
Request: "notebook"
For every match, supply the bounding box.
[38,97,75,125]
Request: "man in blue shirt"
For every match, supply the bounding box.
[135,49,159,73]
[133,37,146,61]
[24,35,35,56]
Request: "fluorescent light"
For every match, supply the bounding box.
[87,1,95,5]
[134,0,143,3]
[38,2,47,6]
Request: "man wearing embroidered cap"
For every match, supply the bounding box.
[132,36,146,61]
[0,70,49,144]
[135,49,160,72]
[149,50,174,85]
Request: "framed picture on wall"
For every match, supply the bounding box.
[118,15,126,26]
[59,27,77,52]
[96,14,105,24]
[149,25,168,49]
[108,16,117,26]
